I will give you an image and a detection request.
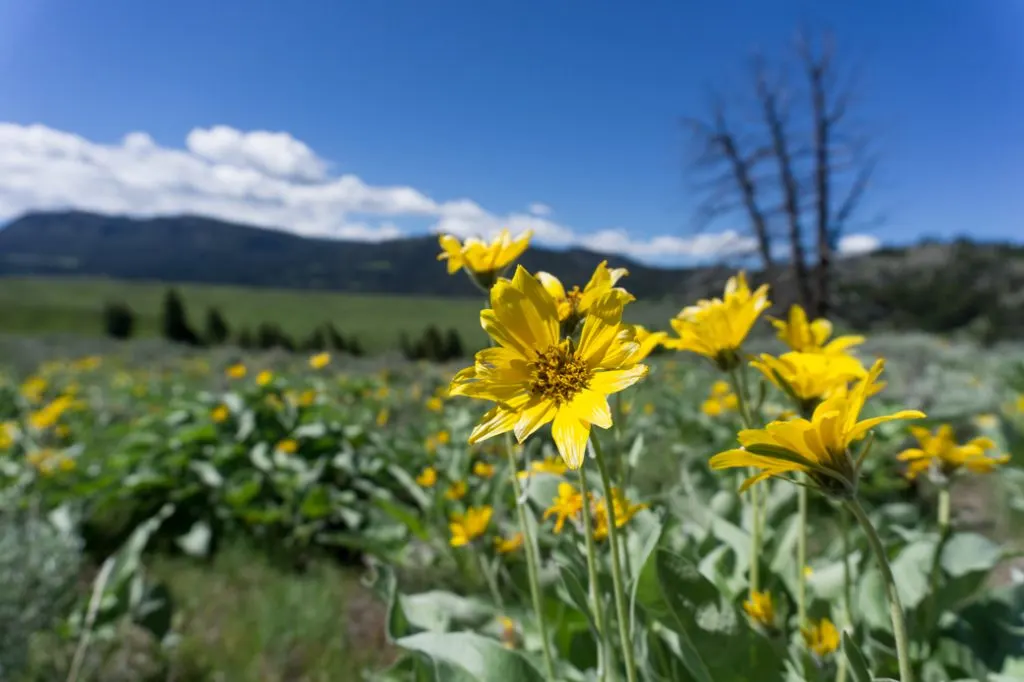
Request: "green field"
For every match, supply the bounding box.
[0,276,681,351]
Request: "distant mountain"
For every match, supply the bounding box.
[2,210,1023,339]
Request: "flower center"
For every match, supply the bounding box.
[566,286,584,312]
[529,345,591,405]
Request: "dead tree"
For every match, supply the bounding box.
[683,29,877,318]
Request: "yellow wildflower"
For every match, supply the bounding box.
[276,439,298,454]
[444,480,468,501]
[743,590,775,629]
[437,229,531,283]
[28,395,74,431]
[71,356,102,372]
[376,408,389,427]
[802,618,840,657]
[517,456,569,480]
[256,370,274,386]
[701,380,739,417]
[643,402,655,415]
[20,376,47,403]
[543,482,587,534]
[473,461,496,479]
[897,425,1008,480]
[771,305,864,355]
[0,422,17,449]
[1015,394,1024,414]
[973,413,998,430]
[450,266,648,469]
[426,396,444,412]
[499,615,518,649]
[592,487,646,541]
[449,506,493,547]
[226,363,247,379]
[710,360,925,497]
[211,405,230,423]
[436,430,451,445]
[416,466,438,487]
[27,448,75,476]
[665,272,771,370]
[536,261,635,327]
[751,351,867,407]
[494,532,524,554]
[309,352,331,370]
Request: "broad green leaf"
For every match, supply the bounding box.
[397,631,545,682]
[941,532,1001,577]
[843,632,873,682]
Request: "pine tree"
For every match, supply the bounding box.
[237,327,255,348]
[204,307,231,345]
[161,289,199,345]
[421,325,445,362]
[442,328,464,360]
[102,302,135,339]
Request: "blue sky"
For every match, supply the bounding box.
[0,0,1021,263]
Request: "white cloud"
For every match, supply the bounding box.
[0,121,778,262]
[837,233,881,256]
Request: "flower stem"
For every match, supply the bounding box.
[579,466,614,680]
[847,497,915,682]
[504,436,557,680]
[474,546,505,609]
[836,505,853,682]
[592,436,640,682]
[937,487,950,532]
[797,479,808,626]
[728,367,761,594]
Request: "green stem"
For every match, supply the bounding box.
[797,479,808,627]
[923,486,953,656]
[847,497,915,682]
[727,367,761,594]
[592,436,640,682]
[836,506,853,682]
[579,467,614,680]
[474,546,505,609]
[937,487,950,532]
[504,436,557,680]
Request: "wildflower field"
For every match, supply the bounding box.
[3,232,1024,682]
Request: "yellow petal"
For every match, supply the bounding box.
[589,366,649,395]
[564,389,613,429]
[552,410,590,470]
[514,398,558,443]
[469,405,520,443]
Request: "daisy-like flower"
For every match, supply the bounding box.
[473,461,496,479]
[742,590,775,629]
[664,272,770,371]
[256,370,274,386]
[211,405,230,423]
[536,260,635,332]
[450,266,649,469]
[771,304,865,355]
[543,482,587,533]
[437,229,532,289]
[309,352,331,370]
[802,618,840,657]
[622,324,667,363]
[591,487,646,541]
[416,466,438,487]
[226,363,247,379]
[494,532,524,554]
[449,506,493,547]
[275,438,298,454]
[897,425,1008,480]
[750,351,867,413]
[516,455,568,480]
[444,480,468,501]
[701,380,739,417]
[710,359,925,498]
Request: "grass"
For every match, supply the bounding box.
[0,275,683,352]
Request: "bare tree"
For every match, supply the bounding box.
[683,29,877,318]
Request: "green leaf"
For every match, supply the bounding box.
[400,591,495,632]
[397,632,545,682]
[387,463,432,508]
[176,520,212,557]
[300,485,332,519]
[941,532,1001,577]
[843,632,873,682]
[189,460,223,487]
[635,549,784,682]
[375,495,430,541]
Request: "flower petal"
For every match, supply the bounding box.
[552,409,590,470]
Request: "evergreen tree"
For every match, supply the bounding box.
[161,289,199,345]
[347,336,364,357]
[399,332,416,360]
[442,328,464,360]
[421,325,445,362]
[204,307,231,345]
[102,302,135,340]
[324,323,349,353]
[237,327,255,349]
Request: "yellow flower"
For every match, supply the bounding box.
[535,261,635,327]
[710,360,925,497]
[0,422,15,449]
[445,480,468,501]
[376,408,389,427]
[750,351,867,407]
[27,448,74,476]
[20,376,47,403]
[276,438,298,454]
[624,325,667,363]
[309,352,331,370]
[450,266,649,469]
[743,591,775,629]
[494,532,524,554]
[436,430,451,445]
[701,380,739,417]
[592,487,646,541]
[226,363,247,379]
[771,305,864,355]
[517,456,569,480]
[256,370,274,386]
[499,615,518,649]
[449,506,493,547]
[426,396,444,412]
[473,461,496,479]
[802,618,840,657]
[1015,394,1024,414]
[803,565,814,578]
[437,229,532,281]
[973,413,998,430]
[416,466,438,487]
[211,405,230,423]
[897,425,1008,480]
[28,395,74,431]
[643,402,654,415]
[665,272,771,370]
[543,482,587,533]
[71,356,102,372]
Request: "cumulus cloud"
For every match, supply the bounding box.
[0,122,827,261]
[837,233,881,256]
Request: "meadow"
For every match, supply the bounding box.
[3,252,1024,682]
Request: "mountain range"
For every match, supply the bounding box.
[1,211,1023,339]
